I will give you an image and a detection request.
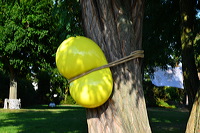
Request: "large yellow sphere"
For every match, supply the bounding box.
[56,36,113,108]
[56,36,109,79]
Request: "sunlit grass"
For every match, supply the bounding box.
[0,105,189,133]
[0,105,88,133]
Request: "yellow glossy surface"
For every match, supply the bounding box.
[70,68,113,108]
[56,36,113,108]
[56,36,108,79]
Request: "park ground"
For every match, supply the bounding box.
[0,105,189,133]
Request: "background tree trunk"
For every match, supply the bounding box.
[3,56,18,100]
[186,86,200,133]
[180,0,200,132]
[180,0,199,109]
[2,56,19,109]
[80,0,151,132]
[9,71,17,100]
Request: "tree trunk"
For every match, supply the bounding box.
[3,56,19,109]
[180,0,200,132]
[186,86,200,133]
[180,0,199,109]
[80,0,151,132]
[9,67,17,100]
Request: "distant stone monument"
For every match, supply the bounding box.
[4,98,21,109]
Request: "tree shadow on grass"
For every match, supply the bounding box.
[24,105,84,110]
[0,106,88,133]
[147,108,189,133]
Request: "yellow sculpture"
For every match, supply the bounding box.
[56,36,113,108]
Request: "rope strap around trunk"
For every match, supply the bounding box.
[68,50,144,83]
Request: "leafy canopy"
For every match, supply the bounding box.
[0,0,57,76]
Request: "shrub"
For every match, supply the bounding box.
[156,98,176,108]
[143,80,185,108]
[143,81,157,107]
[60,95,76,105]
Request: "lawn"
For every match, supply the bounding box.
[148,108,189,133]
[0,105,189,133]
[0,105,88,133]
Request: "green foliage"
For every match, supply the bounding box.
[0,70,37,107]
[143,0,200,109]
[143,0,200,73]
[143,80,185,108]
[36,69,71,105]
[0,0,57,76]
[165,86,184,101]
[47,0,83,105]
[0,0,83,106]
[143,80,157,107]
[143,0,181,73]
[156,99,176,108]
[142,0,195,77]
[48,68,68,104]
[52,0,83,44]
[60,95,76,105]
[194,34,200,71]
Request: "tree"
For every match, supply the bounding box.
[53,0,83,44]
[51,0,84,104]
[179,0,199,109]
[80,0,151,132]
[186,86,200,133]
[0,0,56,108]
[143,0,200,108]
[49,68,68,104]
[143,0,181,72]
[180,0,200,132]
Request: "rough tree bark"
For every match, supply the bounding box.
[2,56,19,109]
[180,0,199,109]
[180,0,200,132]
[9,69,17,100]
[3,56,18,100]
[186,86,200,133]
[80,0,151,132]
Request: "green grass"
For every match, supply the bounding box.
[0,105,88,133]
[148,108,189,133]
[0,105,189,133]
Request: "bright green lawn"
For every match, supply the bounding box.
[0,105,88,133]
[0,105,189,133]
